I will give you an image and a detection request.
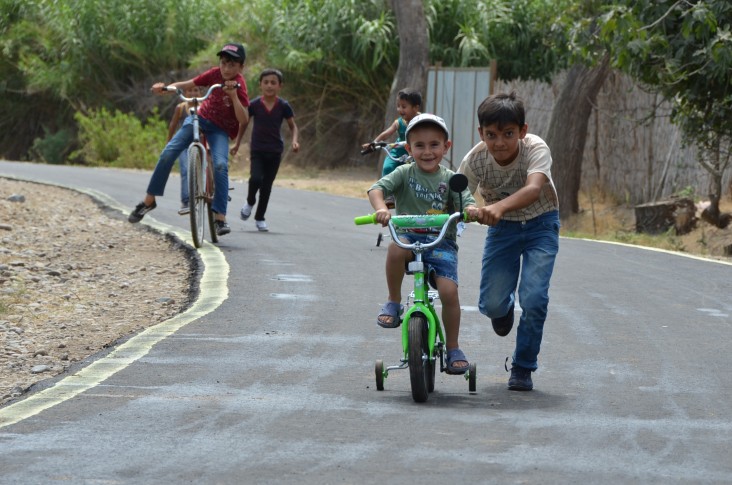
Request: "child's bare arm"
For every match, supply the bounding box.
[167,103,184,142]
[374,120,399,142]
[151,79,196,95]
[286,117,299,152]
[361,120,399,149]
[230,119,250,156]
[475,173,547,225]
[368,189,391,226]
[223,81,249,125]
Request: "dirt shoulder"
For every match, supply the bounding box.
[0,178,195,406]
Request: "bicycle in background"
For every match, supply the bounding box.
[163,84,228,248]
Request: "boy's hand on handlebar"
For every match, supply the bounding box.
[465,206,480,223]
[473,204,505,226]
[151,82,167,95]
[374,208,391,226]
[222,80,240,96]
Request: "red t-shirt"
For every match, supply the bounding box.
[193,67,249,139]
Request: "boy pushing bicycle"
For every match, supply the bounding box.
[128,42,250,236]
[368,113,477,374]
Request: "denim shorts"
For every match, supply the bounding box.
[399,232,459,285]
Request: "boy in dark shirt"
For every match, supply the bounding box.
[232,68,299,232]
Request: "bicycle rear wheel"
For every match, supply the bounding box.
[188,145,206,248]
[205,156,218,243]
[408,314,430,403]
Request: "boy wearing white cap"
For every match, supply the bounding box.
[368,114,477,374]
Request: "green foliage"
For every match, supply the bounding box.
[598,0,732,195]
[674,186,696,200]
[30,128,74,165]
[0,0,595,168]
[426,0,572,81]
[72,108,167,169]
[6,0,225,107]
[0,0,224,160]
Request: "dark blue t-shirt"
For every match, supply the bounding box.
[249,97,295,153]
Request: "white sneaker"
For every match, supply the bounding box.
[255,220,268,232]
[240,204,253,220]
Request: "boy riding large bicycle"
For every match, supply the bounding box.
[128,42,249,237]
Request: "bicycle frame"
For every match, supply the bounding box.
[164,83,226,248]
[355,172,476,401]
[360,140,409,166]
[387,213,458,363]
[355,212,461,364]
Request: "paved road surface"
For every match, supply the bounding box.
[1,161,731,484]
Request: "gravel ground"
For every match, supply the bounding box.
[0,177,195,406]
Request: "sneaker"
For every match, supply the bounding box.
[178,203,190,216]
[240,204,253,220]
[214,220,231,236]
[491,302,515,337]
[128,201,156,223]
[508,365,533,391]
[255,220,268,232]
[385,195,396,210]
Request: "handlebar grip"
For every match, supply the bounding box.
[354,214,377,225]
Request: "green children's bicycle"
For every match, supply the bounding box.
[354,174,476,403]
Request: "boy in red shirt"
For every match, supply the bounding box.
[128,43,249,236]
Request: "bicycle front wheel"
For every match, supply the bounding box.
[408,314,430,403]
[188,145,206,248]
[207,201,218,243]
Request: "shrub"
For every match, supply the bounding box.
[72,108,167,169]
[29,128,74,164]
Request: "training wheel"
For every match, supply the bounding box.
[375,360,385,391]
[468,362,477,393]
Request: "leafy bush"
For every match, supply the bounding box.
[72,108,167,169]
[30,128,74,164]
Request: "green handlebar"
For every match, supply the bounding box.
[353,214,377,225]
[354,212,470,226]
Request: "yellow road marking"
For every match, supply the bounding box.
[0,184,228,428]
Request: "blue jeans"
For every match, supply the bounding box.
[400,233,459,285]
[146,116,230,215]
[178,148,188,205]
[478,210,560,371]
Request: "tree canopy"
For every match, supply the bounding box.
[598,0,732,220]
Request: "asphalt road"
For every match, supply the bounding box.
[1,161,731,484]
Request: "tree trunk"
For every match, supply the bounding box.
[384,0,429,136]
[545,56,611,219]
[698,135,731,228]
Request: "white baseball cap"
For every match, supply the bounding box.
[405,113,449,140]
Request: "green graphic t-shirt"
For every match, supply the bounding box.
[369,163,476,241]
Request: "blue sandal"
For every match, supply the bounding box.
[377,301,403,328]
[446,348,469,375]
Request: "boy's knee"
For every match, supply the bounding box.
[479,297,507,319]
